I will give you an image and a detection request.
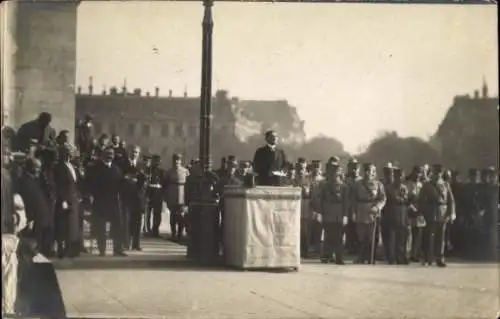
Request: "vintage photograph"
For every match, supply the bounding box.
[1,0,498,318]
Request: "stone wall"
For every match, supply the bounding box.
[5,0,79,140]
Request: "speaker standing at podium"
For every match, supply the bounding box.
[252,130,287,186]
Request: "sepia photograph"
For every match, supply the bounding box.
[1,0,498,318]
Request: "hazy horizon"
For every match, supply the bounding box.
[76,2,498,153]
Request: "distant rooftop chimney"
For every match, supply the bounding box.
[231,96,239,104]
[146,92,150,97]
[110,86,118,95]
[474,90,479,99]
[184,85,188,98]
[169,89,173,98]
[88,76,93,95]
[216,90,228,100]
[77,86,82,94]
[133,88,141,96]
[102,85,107,96]
[122,78,128,95]
[482,77,489,98]
[155,87,159,97]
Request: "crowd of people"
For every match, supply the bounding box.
[1,112,498,267]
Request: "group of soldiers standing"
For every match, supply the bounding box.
[288,156,499,266]
[2,114,498,267]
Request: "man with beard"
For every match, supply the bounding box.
[87,148,126,257]
[54,145,81,258]
[351,163,386,264]
[164,153,189,241]
[384,167,410,265]
[252,130,287,186]
[418,164,455,267]
[317,157,349,264]
[122,145,146,250]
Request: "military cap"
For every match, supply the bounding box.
[227,157,238,167]
[327,156,340,166]
[384,162,394,170]
[432,164,444,172]
[152,154,161,159]
[348,158,359,165]
[311,160,321,167]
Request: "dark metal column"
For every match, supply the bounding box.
[187,0,219,265]
[199,0,213,172]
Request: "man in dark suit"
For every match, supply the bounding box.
[53,145,81,258]
[15,112,57,153]
[252,130,287,186]
[122,145,146,250]
[17,158,54,256]
[87,147,126,256]
[146,154,165,238]
[76,114,94,163]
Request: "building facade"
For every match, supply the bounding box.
[75,80,306,164]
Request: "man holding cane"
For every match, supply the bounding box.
[351,163,386,264]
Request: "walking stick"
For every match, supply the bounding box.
[370,216,379,265]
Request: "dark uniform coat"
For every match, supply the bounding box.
[87,161,124,222]
[54,162,81,242]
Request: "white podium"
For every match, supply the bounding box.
[223,186,301,269]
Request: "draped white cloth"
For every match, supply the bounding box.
[2,234,19,315]
[223,186,301,269]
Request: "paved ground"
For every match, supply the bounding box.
[52,211,500,318]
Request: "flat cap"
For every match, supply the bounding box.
[384,162,394,170]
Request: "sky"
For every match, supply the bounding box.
[76,2,498,153]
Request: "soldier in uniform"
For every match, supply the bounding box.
[477,167,498,260]
[418,164,455,267]
[122,145,146,250]
[215,157,227,178]
[351,163,386,264]
[463,168,481,254]
[145,155,165,237]
[309,160,325,256]
[380,163,395,261]
[449,169,465,255]
[164,153,190,241]
[141,154,153,234]
[345,158,361,255]
[214,156,243,255]
[406,165,424,262]
[317,157,349,264]
[384,167,410,264]
[293,158,312,257]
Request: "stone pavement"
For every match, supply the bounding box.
[53,210,500,318]
[57,259,499,319]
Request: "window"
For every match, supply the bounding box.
[94,122,102,134]
[161,124,170,137]
[142,124,151,137]
[128,123,135,136]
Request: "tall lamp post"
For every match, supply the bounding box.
[187,0,219,264]
[199,0,213,171]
